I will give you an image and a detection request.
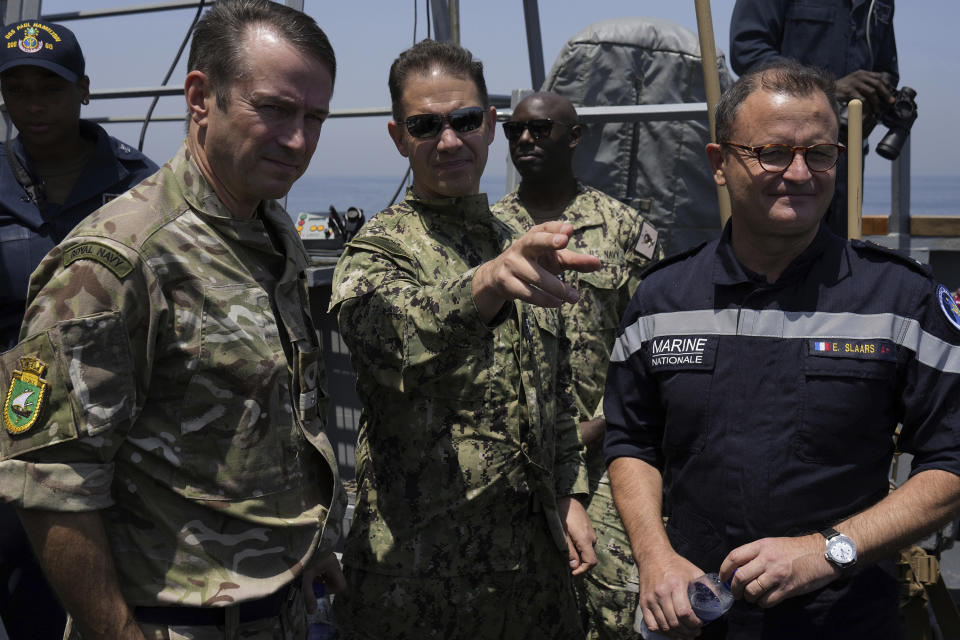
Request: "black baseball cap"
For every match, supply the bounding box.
[0,20,84,82]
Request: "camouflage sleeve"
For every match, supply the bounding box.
[554,318,588,497]
[0,236,161,511]
[330,244,497,392]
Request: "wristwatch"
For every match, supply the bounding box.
[820,527,858,572]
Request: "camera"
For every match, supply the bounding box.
[839,73,918,161]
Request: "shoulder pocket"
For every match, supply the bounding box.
[1,312,135,460]
[782,4,838,70]
[1,331,77,459]
[578,265,625,331]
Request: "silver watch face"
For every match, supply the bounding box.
[826,535,857,566]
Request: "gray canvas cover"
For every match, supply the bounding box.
[543,17,734,255]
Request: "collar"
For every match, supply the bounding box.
[712,221,848,287]
[171,141,307,278]
[62,120,130,205]
[404,186,506,236]
[503,180,598,228]
[6,120,130,211]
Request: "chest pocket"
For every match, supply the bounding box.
[576,264,624,331]
[783,4,837,70]
[795,347,899,465]
[176,283,299,500]
[648,335,719,454]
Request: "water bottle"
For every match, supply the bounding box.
[307,580,338,640]
[635,573,734,639]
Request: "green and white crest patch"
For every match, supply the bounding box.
[4,357,49,435]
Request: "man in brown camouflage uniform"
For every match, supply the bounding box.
[492,92,663,639]
[329,41,602,639]
[0,2,343,638]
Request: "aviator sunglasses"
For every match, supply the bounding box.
[502,118,576,143]
[403,106,486,139]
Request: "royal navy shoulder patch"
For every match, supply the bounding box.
[4,357,49,435]
[62,241,134,279]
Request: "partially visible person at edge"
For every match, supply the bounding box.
[0,19,157,639]
[329,40,602,640]
[729,0,898,238]
[604,59,960,640]
[0,2,345,639]
[491,91,662,640]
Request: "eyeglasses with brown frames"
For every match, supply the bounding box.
[721,142,846,173]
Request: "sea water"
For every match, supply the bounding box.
[284,173,959,221]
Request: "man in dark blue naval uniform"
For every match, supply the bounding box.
[605,59,960,640]
[0,19,157,351]
[0,19,156,639]
[729,0,898,238]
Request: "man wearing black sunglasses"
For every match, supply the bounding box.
[605,59,960,640]
[330,41,603,639]
[493,91,662,640]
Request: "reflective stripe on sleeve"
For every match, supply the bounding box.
[611,309,960,374]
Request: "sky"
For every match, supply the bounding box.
[33,0,960,185]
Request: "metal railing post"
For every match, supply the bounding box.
[2,0,41,24]
[892,136,912,252]
[521,0,545,91]
[0,0,42,141]
[429,0,451,43]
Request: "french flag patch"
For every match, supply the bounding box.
[813,341,832,352]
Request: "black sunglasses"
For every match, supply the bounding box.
[502,118,576,143]
[403,106,486,139]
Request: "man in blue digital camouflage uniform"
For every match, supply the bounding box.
[605,60,960,640]
[0,19,157,639]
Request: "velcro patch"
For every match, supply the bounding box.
[647,335,717,371]
[938,285,960,334]
[634,221,659,259]
[62,242,133,279]
[808,339,897,361]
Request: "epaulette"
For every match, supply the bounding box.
[850,239,932,277]
[109,137,146,161]
[639,241,708,279]
[346,233,407,258]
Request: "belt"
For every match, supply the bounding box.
[134,584,291,626]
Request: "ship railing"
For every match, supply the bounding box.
[3,0,944,271]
